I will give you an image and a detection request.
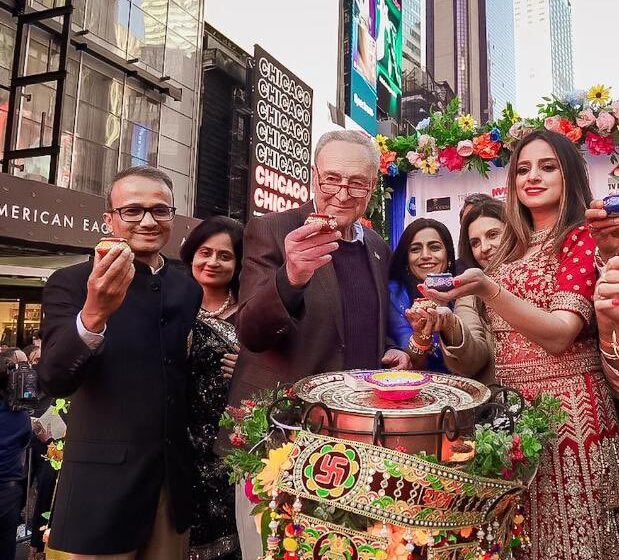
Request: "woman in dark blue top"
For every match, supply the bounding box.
[388,218,456,372]
[0,357,32,560]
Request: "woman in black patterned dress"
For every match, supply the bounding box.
[180,216,244,560]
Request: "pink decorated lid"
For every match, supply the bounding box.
[364,370,431,391]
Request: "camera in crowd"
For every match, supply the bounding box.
[0,359,39,412]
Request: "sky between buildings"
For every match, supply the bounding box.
[205,0,619,139]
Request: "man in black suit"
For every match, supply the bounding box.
[38,166,201,559]
[229,130,411,558]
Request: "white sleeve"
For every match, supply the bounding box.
[75,311,106,350]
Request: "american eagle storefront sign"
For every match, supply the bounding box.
[249,45,313,217]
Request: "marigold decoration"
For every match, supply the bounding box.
[376,134,389,153]
[457,114,476,131]
[379,151,397,174]
[472,133,502,160]
[222,388,564,560]
[257,443,294,493]
[419,156,439,175]
[587,83,611,106]
[373,84,619,186]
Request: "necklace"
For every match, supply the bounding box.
[530,228,552,246]
[200,289,233,318]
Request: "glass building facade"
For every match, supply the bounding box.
[0,0,203,215]
[401,0,423,73]
[549,0,574,98]
[485,0,516,119]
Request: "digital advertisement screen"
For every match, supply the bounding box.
[348,0,378,134]
[376,0,403,119]
[248,45,313,217]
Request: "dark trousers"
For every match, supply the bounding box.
[0,482,23,560]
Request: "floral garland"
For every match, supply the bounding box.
[220,389,566,560]
[377,84,619,179]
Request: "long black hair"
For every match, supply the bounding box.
[389,218,456,300]
[180,216,244,298]
[458,198,505,269]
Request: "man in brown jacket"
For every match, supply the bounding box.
[229,130,410,558]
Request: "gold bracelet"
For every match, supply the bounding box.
[408,336,432,356]
[600,330,619,360]
[485,284,502,302]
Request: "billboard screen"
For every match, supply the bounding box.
[348,0,378,134]
[376,0,403,119]
[248,45,313,217]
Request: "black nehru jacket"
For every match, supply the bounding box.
[38,259,202,555]
[331,240,380,369]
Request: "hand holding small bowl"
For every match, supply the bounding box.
[420,268,499,304]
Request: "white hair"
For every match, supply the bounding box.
[314,130,380,172]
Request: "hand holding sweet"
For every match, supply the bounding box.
[82,245,135,333]
[284,222,341,287]
[595,256,619,329]
[586,199,619,263]
[421,268,499,304]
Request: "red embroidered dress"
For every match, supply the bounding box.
[489,226,619,560]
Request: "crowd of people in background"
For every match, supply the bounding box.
[1,128,619,560]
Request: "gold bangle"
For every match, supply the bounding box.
[485,284,502,302]
[600,330,619,360]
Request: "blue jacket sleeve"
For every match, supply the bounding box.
[387,282,413,349]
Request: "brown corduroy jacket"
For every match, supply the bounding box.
[227,201,393,406]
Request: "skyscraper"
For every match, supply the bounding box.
[428,0,516,123]
[401,0,425,73]
[486,0,516,119]
[514,0,574,117]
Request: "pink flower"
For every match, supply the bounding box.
[418,134,436,152]
[576,108,596,128]
[585,131,616,156]
[544,116,562,132]
[596,111,616,135]
[244,478,261,504]
[456,139,474,157]
[406,150,422,167]
[438,146,466,171]
[225,406,247,420]
[611,101,619,120]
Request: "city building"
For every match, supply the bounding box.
[427,0,516,123]
[485,0,516,118]
[514,0,574,116]
[0,0,203,348]
[196,23,251,222]
[401,0,425,73]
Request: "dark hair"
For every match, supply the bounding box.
[180,216,244,298]
[458,198,506,268]
[0,357,8,400]
[105,166,174,210]
[389,218,456,299]
[487,129,592,273]
[459,193,493,222]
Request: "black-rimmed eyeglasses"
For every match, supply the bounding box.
[111,206,176,222]
[315,169,373,199]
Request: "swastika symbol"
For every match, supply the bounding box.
[314,453,350,488]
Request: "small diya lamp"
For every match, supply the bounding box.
[363,370,431,401]
[424,272,454,292]
[603,194,619,216]
[411,297,438,313]
[95,237,130,257]
[304,212,338,232]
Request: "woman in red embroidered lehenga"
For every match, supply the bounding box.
[424,130,619,560]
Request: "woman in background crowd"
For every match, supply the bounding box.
[586,197,619,396]
[423,130,619,559]
[388,218,455,371]
[180,216,244,560]
[432,197,506,384]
